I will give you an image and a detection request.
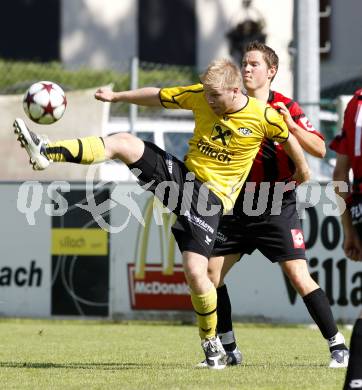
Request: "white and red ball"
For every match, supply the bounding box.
[23,81,67,124]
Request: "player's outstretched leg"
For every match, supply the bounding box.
[14,117,144,170]
[14,118,51,170]
[13,117,106,170]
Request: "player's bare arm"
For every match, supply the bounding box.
[274,102,326,158]
[281,132,311,183]
[95,87,162,106]
[333,153,362,261]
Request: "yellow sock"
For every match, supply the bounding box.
[45,136,105,164]
[191,287,217,340]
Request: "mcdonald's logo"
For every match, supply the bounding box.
[128,197,193,310]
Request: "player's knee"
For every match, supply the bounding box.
[111,132,137,151]
[288,272,305,291]
[104,133,127,158]
[282,260,316,292]
[184,265,205,288]
[105,132,144,162]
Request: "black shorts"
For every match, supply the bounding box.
[212,189,307,262]
[349,194,362,239]
[128,142,223,258]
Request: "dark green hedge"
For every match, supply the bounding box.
[0,59,198,94]
[0,59,198,116]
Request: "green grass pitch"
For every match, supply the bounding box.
[0,319,350,389]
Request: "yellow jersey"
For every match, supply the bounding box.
[159,83,289,212]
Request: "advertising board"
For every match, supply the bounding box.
[1,182,361,323]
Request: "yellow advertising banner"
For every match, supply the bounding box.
[51,228,108,255]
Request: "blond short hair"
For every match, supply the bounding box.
[200,58,242,90]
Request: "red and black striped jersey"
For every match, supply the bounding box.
[246,90,324,185]
[330,89,362,195]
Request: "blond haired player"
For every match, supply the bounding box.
[14,58,310,369]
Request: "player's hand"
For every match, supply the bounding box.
[343,231,362,261]
[274,102,295,131]
[293,166,311,184]
[95,87,115,102]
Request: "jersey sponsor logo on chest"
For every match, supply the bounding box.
[197,139,234,163]
[210,123,232,146]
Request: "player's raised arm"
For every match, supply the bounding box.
[95,87,162,107]
[274,101,326,158]
[263,106,310,183]
[333,153,362,261]
[281,132,311,183]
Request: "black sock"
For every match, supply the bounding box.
[216,284,232,333]
[216,284,236,352]
[303,288,338,340]
[343,319,362,390]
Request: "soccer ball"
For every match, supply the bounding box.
[23,81,67,124]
